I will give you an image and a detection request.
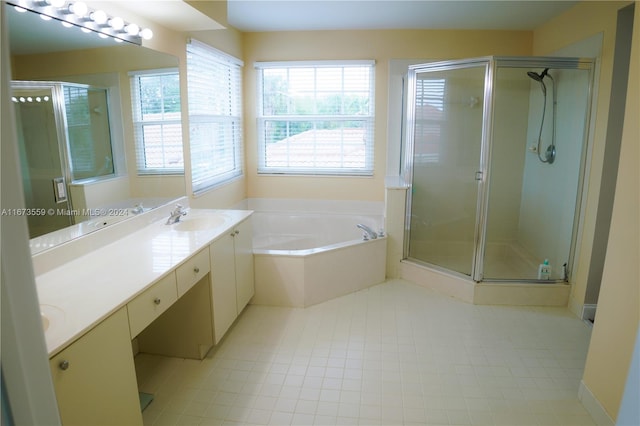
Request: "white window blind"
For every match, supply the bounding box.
[256,60,375,175]
[414,77,445,163]
[186,39,244,194]
[130,69,183,174]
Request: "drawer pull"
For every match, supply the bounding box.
[194,266,200,274]
[234,230,240,235]
[59,360,70,371]
[153,297,161,305]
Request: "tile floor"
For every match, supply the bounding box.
[136,279,596,425]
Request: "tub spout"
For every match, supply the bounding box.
[357,224,378,240]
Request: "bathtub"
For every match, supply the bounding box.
[252,210,387,307]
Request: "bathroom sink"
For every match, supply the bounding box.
[173,214,227,232]
[39,304,65,334]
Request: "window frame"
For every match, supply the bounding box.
[256,60,375,176]
[129,68,184,176]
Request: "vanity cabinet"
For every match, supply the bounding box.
[49,308,142,426]
[41,210,254,424]
[209,217,254,343]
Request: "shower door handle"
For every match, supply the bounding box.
[475,171,483,181]
[53,177,67,203]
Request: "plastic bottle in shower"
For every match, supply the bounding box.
[538,259,551,280]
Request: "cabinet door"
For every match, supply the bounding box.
[49,308,142,426]
[209,232,237,344]
[234,218,255,312]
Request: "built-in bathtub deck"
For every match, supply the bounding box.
[250,209,387,307]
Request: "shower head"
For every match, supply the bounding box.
[527,68,550,82]
[527,71,542,82]
[527,68,549,96]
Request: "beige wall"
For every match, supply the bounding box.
[534,0,639,420]
[243,29,532,202]
[582,3,639,420]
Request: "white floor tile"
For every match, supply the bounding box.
[139,279,596,426]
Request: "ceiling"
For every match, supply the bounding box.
[226,0,579,32]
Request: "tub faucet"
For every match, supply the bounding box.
[166,204,187,225]
[357,223,378,240]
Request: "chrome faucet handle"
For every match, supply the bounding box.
[166,204,188,224]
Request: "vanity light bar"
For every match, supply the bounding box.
[7,0,153,45]
[12,96,51,102]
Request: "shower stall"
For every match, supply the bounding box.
[403,56,594,283]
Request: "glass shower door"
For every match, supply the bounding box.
[13,85,72,238]
[405,63,487,276]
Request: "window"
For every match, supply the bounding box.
[64,85,115,180]
[130,69,183,174]
[186,39,243,194]
[256,60,375,175]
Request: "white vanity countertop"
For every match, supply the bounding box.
[36,209,252,357]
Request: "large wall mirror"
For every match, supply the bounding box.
[7,5,186,253]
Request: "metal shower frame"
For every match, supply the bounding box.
[402,56,595,283]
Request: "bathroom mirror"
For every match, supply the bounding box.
[7,5,186,252]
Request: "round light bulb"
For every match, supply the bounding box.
[81,27,91,33]
[44,96,50,101]
[98,33,108,39]
[19,97,26,102]
[139,28,153,40]
[61,20,73,28]
[90,10,108,25]
[27,97,33,102]
[36,97,42,102]
[114,38,123,43]
[108,17,124,30]
[11,97,18,103]
[14,6,27,12]
[125,23,139,36]
[69,1,87,18]
[40,14,52,21]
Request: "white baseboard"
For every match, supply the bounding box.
[579,380,614,425]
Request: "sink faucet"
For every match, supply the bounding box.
[166,204,187,225]
[357,223,378,240]
[131,203,144,215]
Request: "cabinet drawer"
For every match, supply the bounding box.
[176,248,210,297]
[127,273,177,338]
